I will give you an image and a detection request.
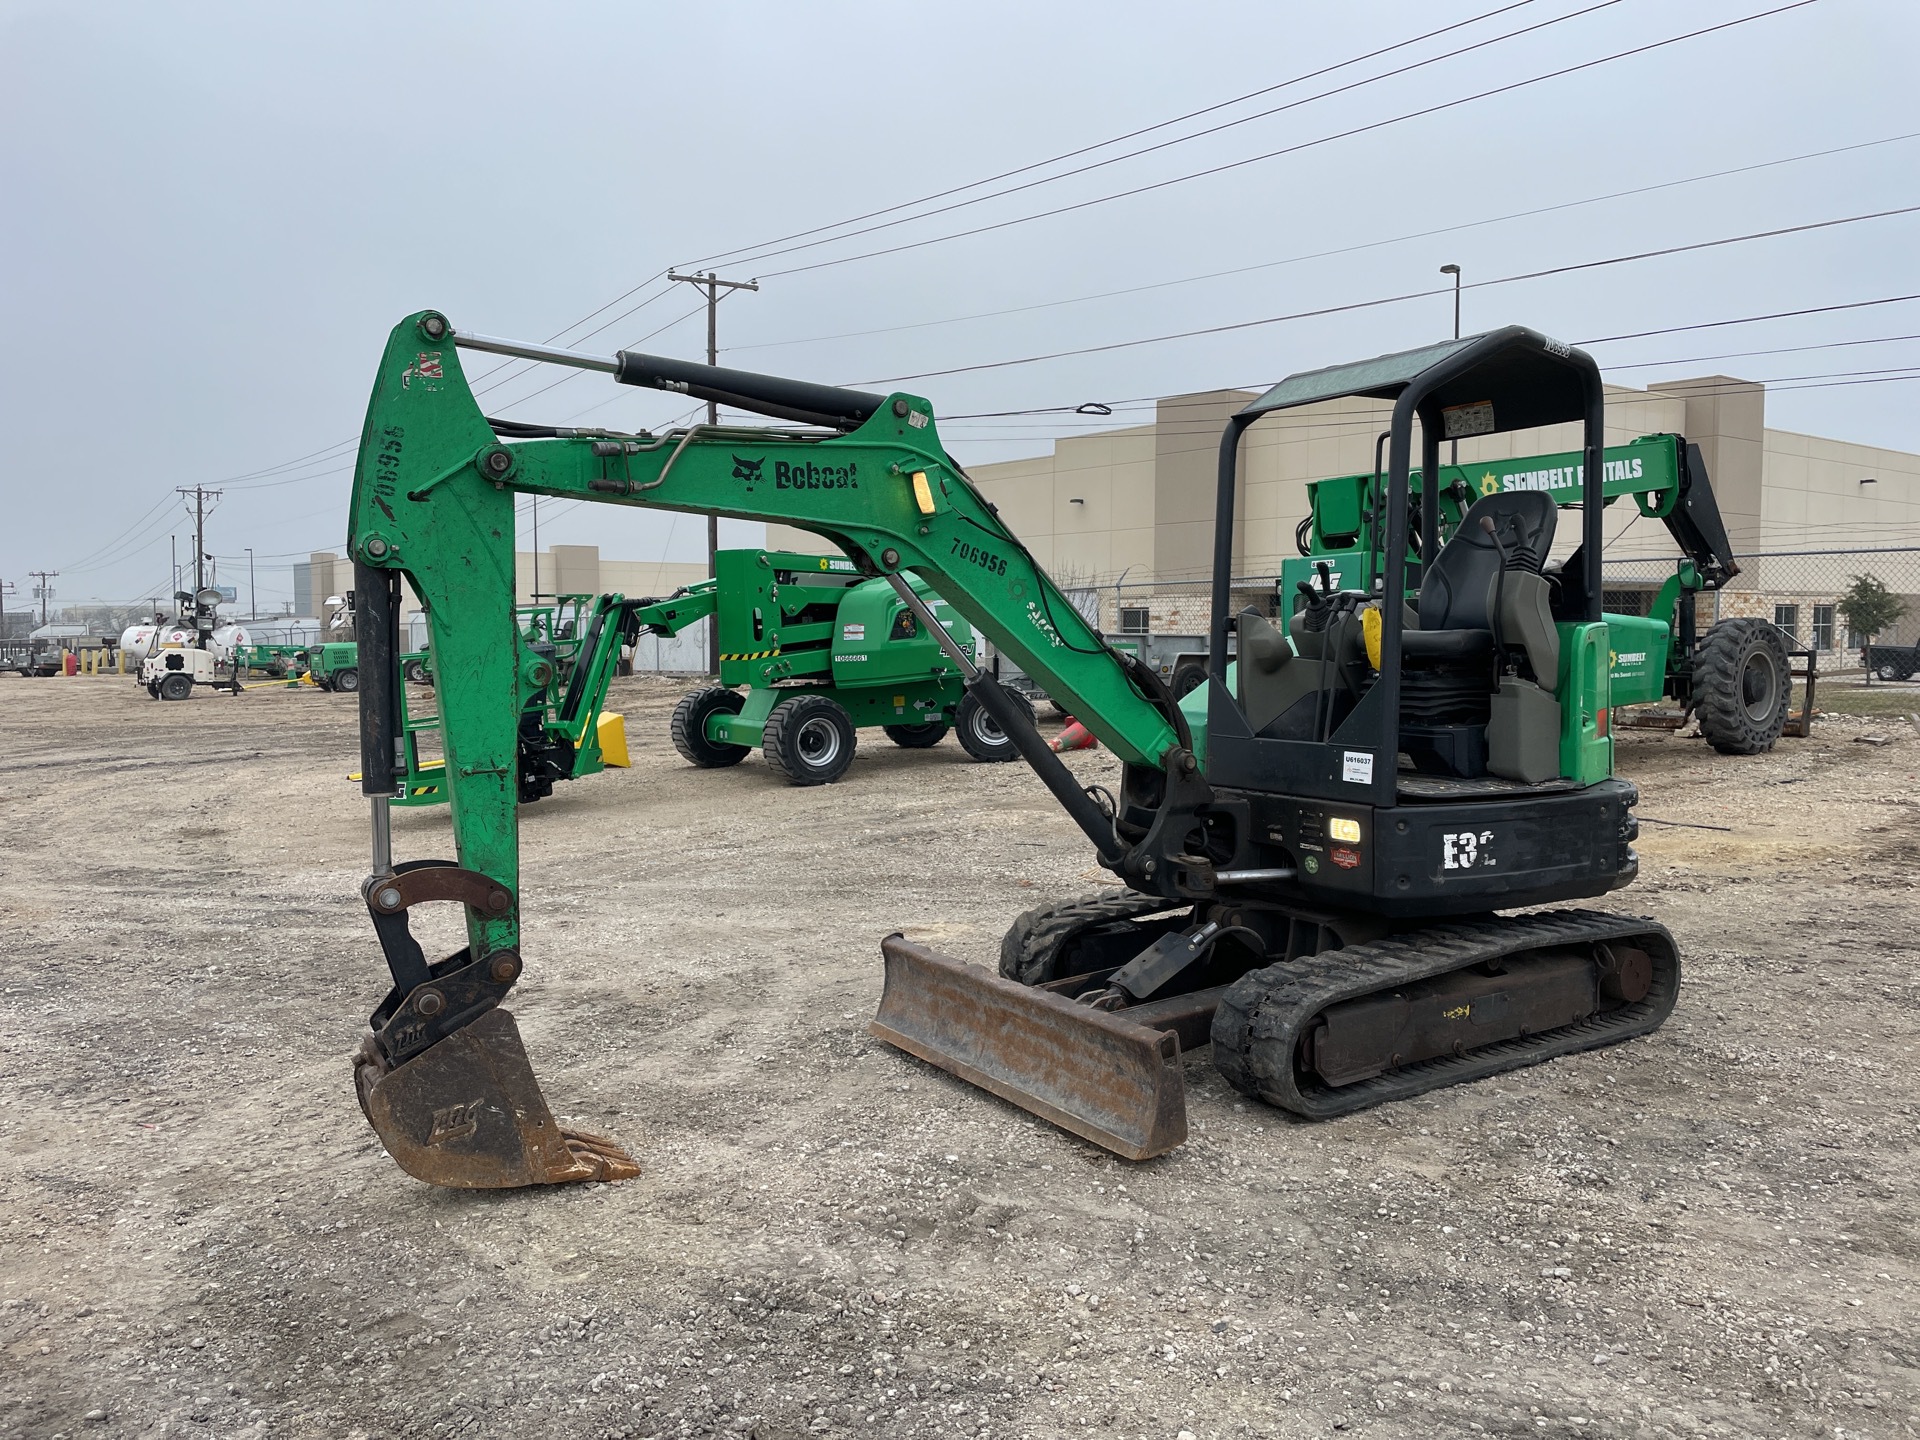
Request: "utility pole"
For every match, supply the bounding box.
[245,547,256,620]
[177,486,222,596]
[171,535,179,600]
[29,570,58,627]
[669,269,760,674]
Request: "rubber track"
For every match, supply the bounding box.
[1211,908,1679,1118]
[998,892,1189,984]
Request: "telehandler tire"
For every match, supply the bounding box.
[333,667,360,694]
[763,694,857,785]
[883,721,949,748]
[956,690,1030,762]
[1692,618,1790,755]
[671,687,750,768]
[158,673,194,702]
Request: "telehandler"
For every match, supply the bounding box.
[1283,432,1793,755]
[346,315,1675,1187]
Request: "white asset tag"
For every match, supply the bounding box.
[1342,750,1375,785]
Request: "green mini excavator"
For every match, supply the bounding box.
[347,314,1676,1188]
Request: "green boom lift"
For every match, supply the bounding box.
[347,315,1679,1189]
[1281,432,1794,755]
[658,547,1022,784]
[382,552,1019,802]
[382,591,636,806]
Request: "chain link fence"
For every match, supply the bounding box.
[1601,547,1920,672]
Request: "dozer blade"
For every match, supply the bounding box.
[871,935,1187,1161]
[354,1007,639,1188]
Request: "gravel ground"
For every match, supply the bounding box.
[2,673,1916,1440]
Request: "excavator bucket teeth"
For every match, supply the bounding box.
[871,935,1187,1161]
[354,1007,639,1189]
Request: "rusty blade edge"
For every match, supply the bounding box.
[871,935,1188,1162]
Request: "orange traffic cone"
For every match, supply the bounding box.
[1050,717,1099,752]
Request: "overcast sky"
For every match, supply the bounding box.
[4,0,1916,613]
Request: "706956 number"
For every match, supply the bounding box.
[951,537,1008,576]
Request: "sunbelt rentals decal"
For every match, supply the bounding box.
[1477,455,1645,497]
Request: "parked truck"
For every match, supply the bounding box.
[1863,640,1920,682]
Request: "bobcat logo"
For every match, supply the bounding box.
[731,455,766,491]
[427,1099,486,1147]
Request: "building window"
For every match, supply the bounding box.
[1811,604,1835,652]
[1773,603,1799,640]
[1119,606,1150,634]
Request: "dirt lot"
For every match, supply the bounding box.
[2,673,1916,1440]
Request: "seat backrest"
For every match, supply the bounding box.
[1417,490,1557,633]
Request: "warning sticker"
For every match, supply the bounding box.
[842,623,866,641]
[1342,750,1374,785]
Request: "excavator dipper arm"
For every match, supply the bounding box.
[347,312,1194,1186]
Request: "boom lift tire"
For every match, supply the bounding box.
[883,721,949,748]
[956,689,1030,762]
[158,673,194,702]
[333,667,361,694]
[1691,618,1789,755]
[670,686,751,768]
[403,658,430,685]
[999,892,1193,985]
[763,694,858,786]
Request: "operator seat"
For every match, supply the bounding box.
[1411,490,1557,653]
[1401,491,1562,780]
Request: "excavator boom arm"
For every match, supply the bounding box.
[344,314,1187,1189]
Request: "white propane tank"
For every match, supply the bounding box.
[209,624,252,661]
[120,623,197,661]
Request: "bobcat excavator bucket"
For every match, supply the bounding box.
[354,1009,639,1188]
[871,935,1190,1160]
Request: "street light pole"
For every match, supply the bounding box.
[1440,264,1462,466]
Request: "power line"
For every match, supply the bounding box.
[715,0,1630,273]
[684,0,1550,270]
[756,1,1825,281]
[1606,331,1920,370]
[728,131,1919,356]
[131,2,1833,533]
[178,4,1577,486]
[852,204,1920,387]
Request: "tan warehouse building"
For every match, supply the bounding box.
[306,371,1920,671]
[912,372,1920,664]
